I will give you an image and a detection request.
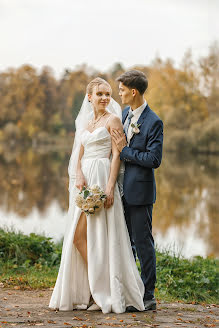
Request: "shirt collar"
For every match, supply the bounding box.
[131,100,147,117]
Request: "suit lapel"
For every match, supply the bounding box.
[129,104,149,146]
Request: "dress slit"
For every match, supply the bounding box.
[73,211,87,265]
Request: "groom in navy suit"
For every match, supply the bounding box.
[112,70,163,311]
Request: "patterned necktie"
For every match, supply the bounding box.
[124,111,134,136]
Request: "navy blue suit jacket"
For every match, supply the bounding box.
[120,104,163,205]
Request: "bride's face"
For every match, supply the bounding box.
[88,84,111,111]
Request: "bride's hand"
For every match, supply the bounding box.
[76,171,87,191]
[104,185,114,209]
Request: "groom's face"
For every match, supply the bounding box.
[118,82,133,105]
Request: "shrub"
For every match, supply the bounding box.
[0,229,62,267]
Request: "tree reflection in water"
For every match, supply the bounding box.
[0,147,218,258]
[154,152,219,257]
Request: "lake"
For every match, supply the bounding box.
[0,145,218,258]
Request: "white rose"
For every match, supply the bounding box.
[82,204,89,211]
[89,207,95,214]
[95,200,102,207]
[75,195,84,208]
[87,200,95,207]
[90,185,101,193]
[93,194,101,201]
[133,127,140,134]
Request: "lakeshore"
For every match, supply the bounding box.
[0,229,218,305]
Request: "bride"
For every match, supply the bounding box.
[49,77,145,313]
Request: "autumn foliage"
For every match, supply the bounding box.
[0,43,218,152]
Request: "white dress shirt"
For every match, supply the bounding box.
[125,101,147,145]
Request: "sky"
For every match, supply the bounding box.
[0,0,218,77]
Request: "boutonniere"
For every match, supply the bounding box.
[131,122,141,134]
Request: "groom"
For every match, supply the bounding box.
[112,70,163,311]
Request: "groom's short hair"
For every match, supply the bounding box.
[116,70,148,95]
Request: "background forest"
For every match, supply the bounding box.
[0,43,218,154]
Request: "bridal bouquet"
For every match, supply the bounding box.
[75,184,107,215]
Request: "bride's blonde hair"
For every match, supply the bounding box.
[86,77,112,95]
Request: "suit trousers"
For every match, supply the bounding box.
[122,197,156,301]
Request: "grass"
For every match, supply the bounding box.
[0,228,218,304]
[155,250,218,304]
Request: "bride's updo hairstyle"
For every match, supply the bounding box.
[86,77,112,95]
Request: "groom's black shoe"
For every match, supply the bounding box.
[126,306,139,312]
[144,297,156,311]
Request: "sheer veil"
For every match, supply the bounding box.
[68,94,122,192]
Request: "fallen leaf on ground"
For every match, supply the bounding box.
[72,316,83,321]
[14,286,20,290]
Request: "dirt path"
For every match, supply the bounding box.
[0,288,218,328]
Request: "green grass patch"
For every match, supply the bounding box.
[0,228,218,304]
[155,250,219,304]
[0,264,58,289]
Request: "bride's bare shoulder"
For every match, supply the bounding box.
[108,114,122,124]
[107,114,123,131]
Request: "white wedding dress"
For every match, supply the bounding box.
[49,126,145,313]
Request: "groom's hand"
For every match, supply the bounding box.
[112,129,127,152]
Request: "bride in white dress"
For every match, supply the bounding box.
[49,78,144,313]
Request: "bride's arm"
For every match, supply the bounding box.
[105,115,124,208]
[75,144,87,191]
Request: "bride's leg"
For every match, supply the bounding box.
[73,212,87,264]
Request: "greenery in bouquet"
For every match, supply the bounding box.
[75,184,107,215]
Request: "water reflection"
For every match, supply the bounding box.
[0,146,218,258]
[154,152,219,257]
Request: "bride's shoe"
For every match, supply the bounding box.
[87,303,101,311]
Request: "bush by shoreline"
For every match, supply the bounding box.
[0,229,218,304]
